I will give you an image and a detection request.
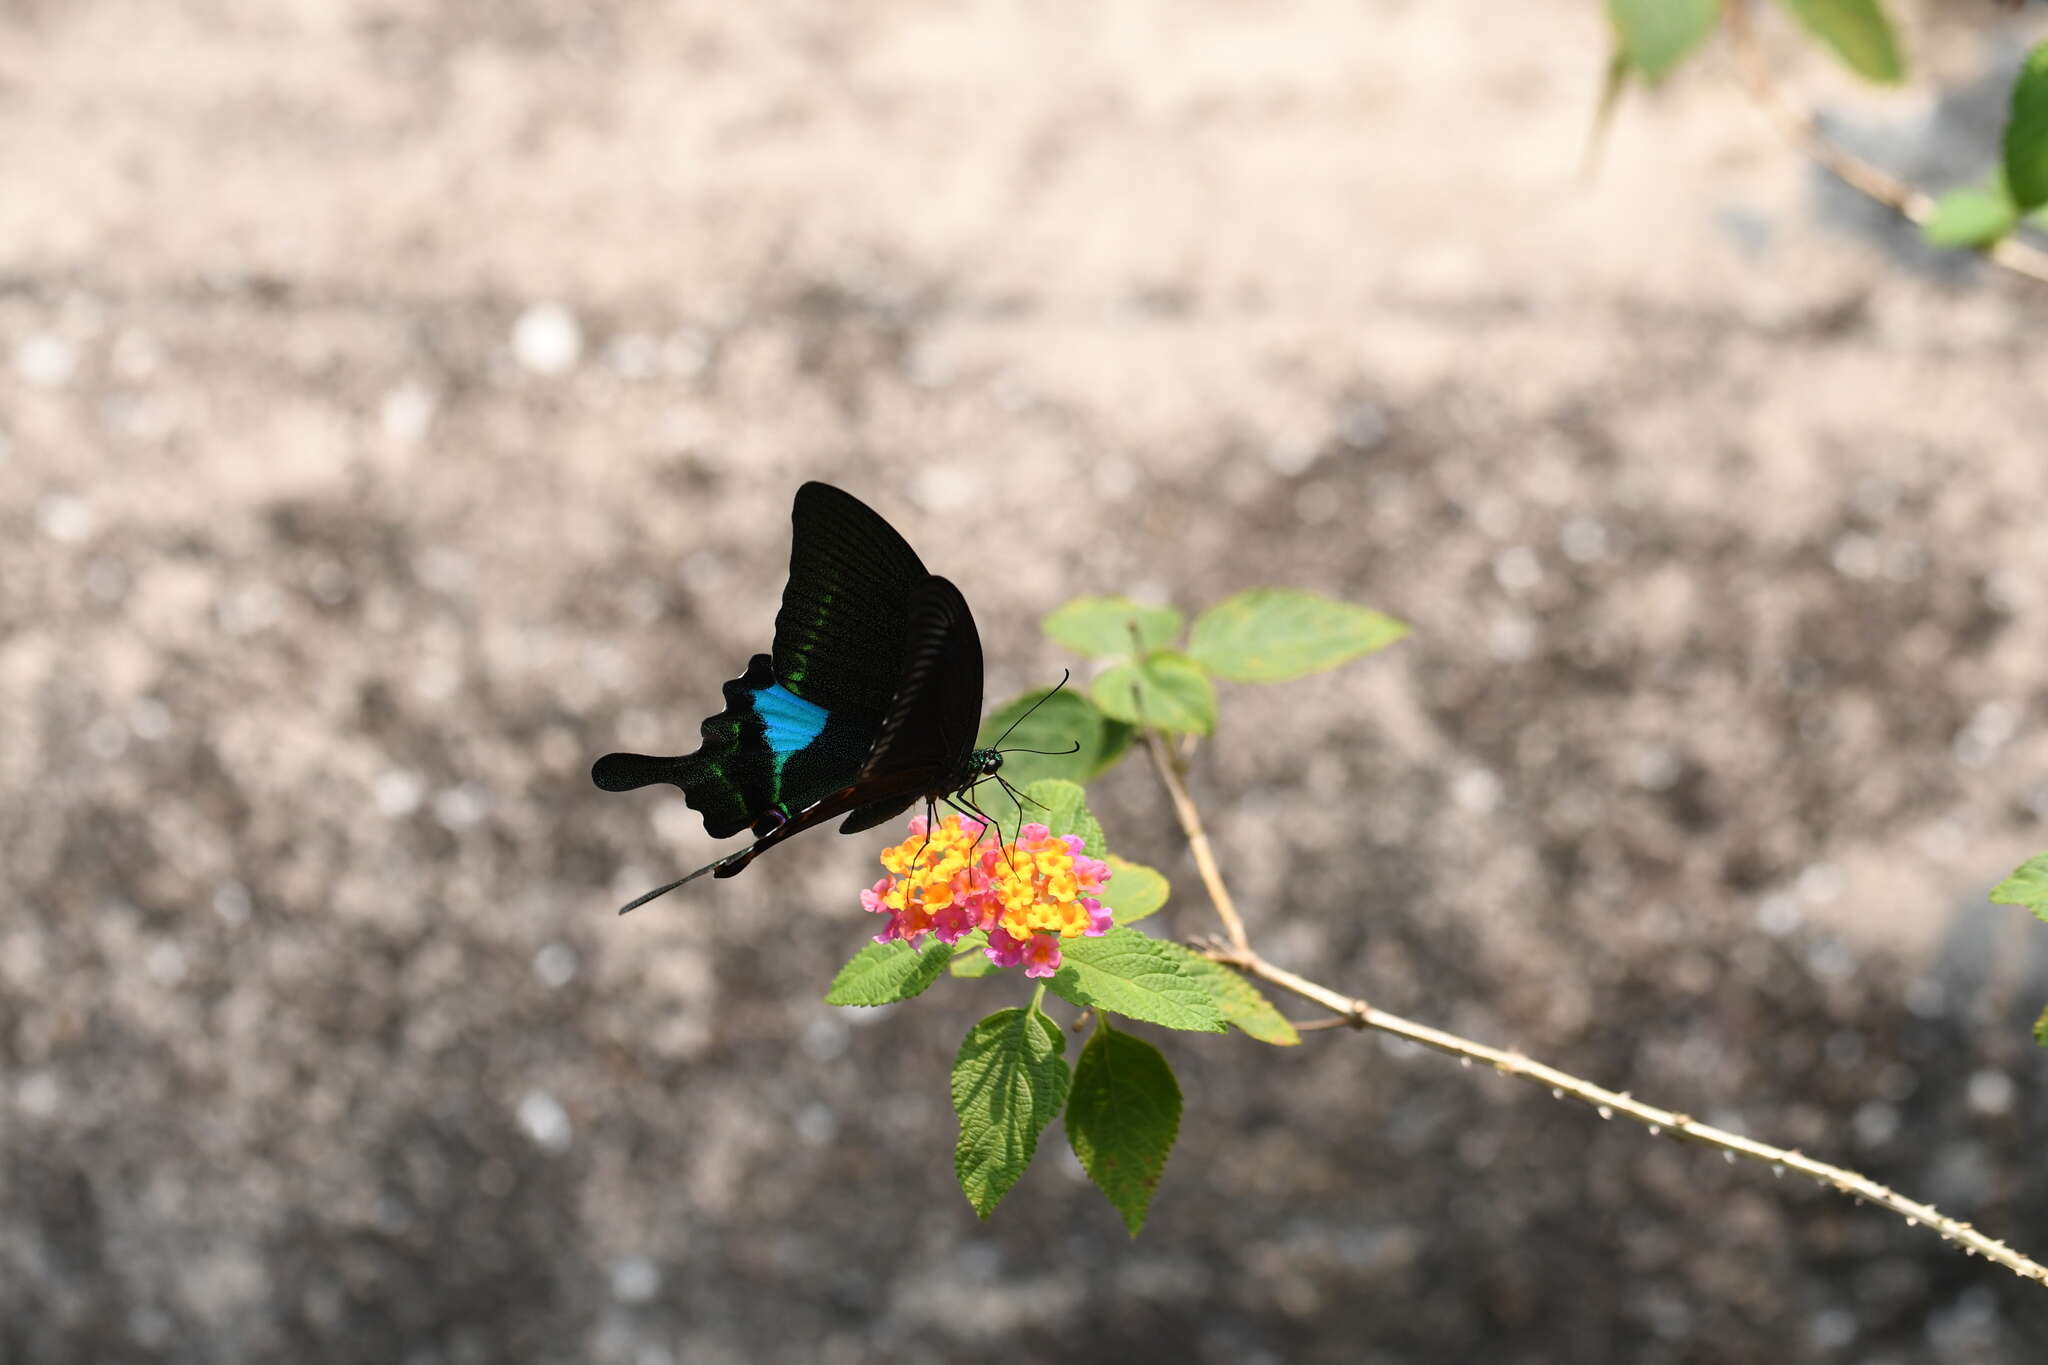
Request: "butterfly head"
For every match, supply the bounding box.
[969,747,1003,779]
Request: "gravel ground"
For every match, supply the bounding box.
[8,2,2048,1362]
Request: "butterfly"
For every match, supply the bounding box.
[593,481,1057,914]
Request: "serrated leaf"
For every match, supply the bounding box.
[1090,651,1217,736]
[1048,928,1226,1033]
[1104,856,1169,926]
[1607,0,1720,83]
[2005,42,2048,212]
[2034,1003,2048,1049]
[1139,938,1300,1045]
[1187,589,1408,684]
[1773,0,1903,84]
[1922,185,2016,249]
[1184,956,1301,1046]
[1066,1026,1182,1237]
[977,688,1132,788]
[825,939,954,1006]
[1043,596,1184,658]
[1991,854,2048,924]
[951,1007,1071,1218]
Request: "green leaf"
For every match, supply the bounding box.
[1991,854,2048,924]
[977,688,1133,788]
[1030,778,1104,856]
[1921,184,2017,249]
[1066,1025,1183,1236]
[1048,928,1226,1033]
[1090,651,1218,736]
[1187,588,1408,684]
[951,950,999,979]
[951,1006,1071,1218]
[2005,42,2048,212]
[2034,1003,2048,1049]
[1043,596,1184,658]
[825,939,954,1006]
[1104,856,1169,926]
[1607,0,1720,83]
[1177,953,1301,1046]
[949,931,998,977]
[1773,0,1903,84]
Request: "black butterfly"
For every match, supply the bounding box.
[593,482,1046,913]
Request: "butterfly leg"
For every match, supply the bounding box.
[950,789,1022,879]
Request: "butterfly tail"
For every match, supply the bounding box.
[591,751,697,793]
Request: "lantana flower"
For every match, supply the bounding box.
[864,814,1114,978]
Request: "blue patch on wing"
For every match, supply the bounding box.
[753,682,830,755]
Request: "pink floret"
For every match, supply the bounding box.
[1083,897,1113,936]
[984,928,1029,969]
[1021,934,1063,978]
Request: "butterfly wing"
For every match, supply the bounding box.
[591,653,881,839]
[838,575,985,834]
[591,483,929,837]
[773,481,931,716]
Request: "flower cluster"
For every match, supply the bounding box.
[861,814,1114,978]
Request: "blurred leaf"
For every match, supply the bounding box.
[949,931,997,978]
[1043,596,1184,658]
[1188,588,1408,683]
[1049,928,1226,1033]
[2035,1004,2048,1049]
[1104,856,1169,926]
[951,951,1000,979]
[1773,0,1902,84]
[1066,1025,1182,1236]
[1090,651,1217,735]
[824,939,953,1006]
[2004,42,2048,211]
[952,1007,1071,1218]
[1921,184,2016,249]
[1607,0,1720,82]
[1991,854,2048,924]
[977,688,1132,788]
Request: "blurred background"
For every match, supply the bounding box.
[8,1,2048,1361]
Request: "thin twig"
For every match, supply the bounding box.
[1141,727,1253,956]
[1723,0,2048,286]
[1145,727,2048,1286]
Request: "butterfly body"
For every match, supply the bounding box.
[593,483,997,910]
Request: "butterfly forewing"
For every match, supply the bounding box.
[838,576,984,834]
[772,481,931,718]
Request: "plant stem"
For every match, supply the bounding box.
[1722,0,2048,286]
[1143,726,2048,1286]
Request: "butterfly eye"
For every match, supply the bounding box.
[984,752,1003,775]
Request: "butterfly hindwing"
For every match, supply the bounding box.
[591,652,880,840]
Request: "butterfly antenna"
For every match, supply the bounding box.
[990,670,1073,749]
[997,742,1083,757]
